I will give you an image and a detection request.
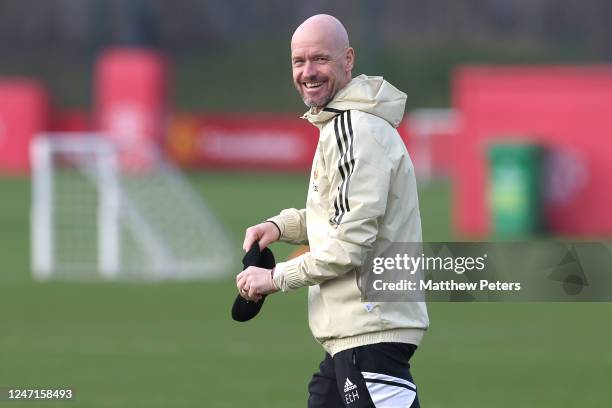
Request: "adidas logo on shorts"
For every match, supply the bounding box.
[343,378,357,393]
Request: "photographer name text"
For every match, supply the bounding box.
[372,279,521,292]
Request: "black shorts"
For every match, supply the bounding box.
[307,342,420,407]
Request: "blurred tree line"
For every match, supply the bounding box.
[0,0,610,110]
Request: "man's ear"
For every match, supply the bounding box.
[345,47,355,72]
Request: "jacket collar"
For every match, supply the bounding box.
[301,106,344,129]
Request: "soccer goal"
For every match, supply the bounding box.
[30,134,234,281]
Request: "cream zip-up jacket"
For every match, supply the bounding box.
[269,75,429,356]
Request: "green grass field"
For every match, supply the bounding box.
[0,173,611,407]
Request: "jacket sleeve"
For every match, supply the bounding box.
[267,208,308,245]
[273,115,392,291]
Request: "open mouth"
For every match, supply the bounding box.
[303,81,324,89]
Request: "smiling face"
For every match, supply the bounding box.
[291,15,354,110]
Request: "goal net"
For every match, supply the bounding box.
[30,134,234,281]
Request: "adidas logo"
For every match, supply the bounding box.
[343,378,357,393]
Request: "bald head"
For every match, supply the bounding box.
[290,15,355,110]
[292,14,350,54]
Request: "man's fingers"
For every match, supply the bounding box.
[237,275,246,289]
[243,222,281,251]
[258,237,270,250]
[237,266,271,301]
[258,225,280,249]
[242,227,262,252]
[247,284,260,301]
[242,229,256,252]
[238,276,249,298]
[242,228,254,251]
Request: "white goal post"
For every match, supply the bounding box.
[30,133,234,281]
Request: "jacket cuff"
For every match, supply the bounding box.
[273,258,308,292]
[267,213,300,242]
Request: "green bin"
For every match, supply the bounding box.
[487,142,545,237]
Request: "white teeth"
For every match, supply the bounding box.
[305,82,322,88]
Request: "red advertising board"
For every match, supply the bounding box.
[166,113,317,171]
[453,66,612,236]
[94,48,168,169]
[50,109,91,133]
[403,109,459,181]
[0,79,50,174]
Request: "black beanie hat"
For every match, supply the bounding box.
[231,242,275,322]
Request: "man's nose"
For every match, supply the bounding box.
[303,61,317,78]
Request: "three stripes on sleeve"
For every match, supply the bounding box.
[331,110,355,225]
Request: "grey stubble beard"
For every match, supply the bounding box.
[301,93,332,110]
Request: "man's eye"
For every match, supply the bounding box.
[315,57,328,63]
[293,60,304,66]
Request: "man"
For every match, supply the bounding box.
[236,14,429,407]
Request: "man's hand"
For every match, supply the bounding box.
[243,222,280,252]
[236,266,279,301]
